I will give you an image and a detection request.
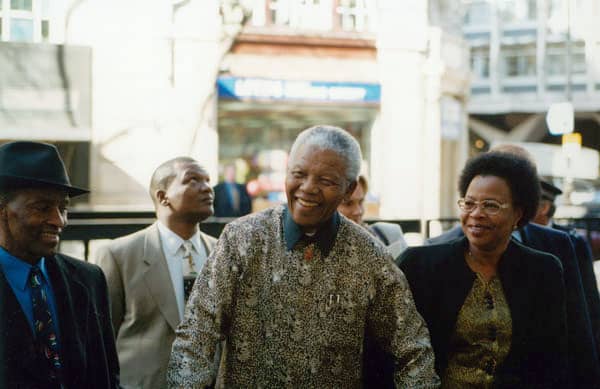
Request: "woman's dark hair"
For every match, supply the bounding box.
[458,151,540,227]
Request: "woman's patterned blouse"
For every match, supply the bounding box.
[167,205,440,388]
[442,273,512,388]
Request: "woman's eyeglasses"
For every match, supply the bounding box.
[457,198,509,215]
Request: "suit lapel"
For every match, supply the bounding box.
[46,255,89,388]
[498,241,529,342]
[143,224,180,331]
[199,232,215,255]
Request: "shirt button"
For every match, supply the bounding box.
[485,293,494,309]
[488,326,497,341]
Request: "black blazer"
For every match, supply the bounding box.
[427,223,600,387]
[398,237,568,389]
[553,223,600,356]
[1,253,120,389]
[213,182,252,217]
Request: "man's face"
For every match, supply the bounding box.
[533,199,552,226]
[0,188,69,263]
[163,162,214,222]
[285,145,355,233]
[337,182,365,224]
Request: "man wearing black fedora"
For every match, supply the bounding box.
[0,141,120,388]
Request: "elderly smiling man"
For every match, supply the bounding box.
[166,125,439,388]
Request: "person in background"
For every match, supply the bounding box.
[398,151,568,388]
[167,125,440,388]
[213,163,252,217]
[533,179,600,358]
[0,141,119,388]
[95,156,217,389]
[337,175,408,259]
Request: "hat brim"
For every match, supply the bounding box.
[0,175,89,197]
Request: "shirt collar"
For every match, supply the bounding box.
[283,205,340,257]
[0,246,47,291]
[157,221,202,256]
[511,229,523,243]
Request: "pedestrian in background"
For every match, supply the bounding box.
[213,163,252,217]
[533,179,600,359]
[337,174,408,259]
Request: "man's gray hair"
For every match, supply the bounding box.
[289,125,362,182]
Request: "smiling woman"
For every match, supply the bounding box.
[397,151,569,388]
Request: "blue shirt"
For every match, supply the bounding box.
[0,247,61,340]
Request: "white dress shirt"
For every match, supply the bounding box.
[156,221,208,320]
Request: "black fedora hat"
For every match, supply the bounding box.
[0,141,89,197]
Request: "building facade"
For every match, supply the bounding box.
[462,0,600,152]
[0,0,470,222]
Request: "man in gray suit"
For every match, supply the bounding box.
[96,156,217,389]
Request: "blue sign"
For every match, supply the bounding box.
[217,77,380,104]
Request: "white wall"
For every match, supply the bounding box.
[66,0,221,208]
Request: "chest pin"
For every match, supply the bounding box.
[304,244,314,261]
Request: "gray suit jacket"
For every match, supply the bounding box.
[95,222,217,389]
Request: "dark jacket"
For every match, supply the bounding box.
[1,253,120,389]
[427,224,600,387]
[213,182,252,217]
[398,237,568,388]
[553,223,600,357]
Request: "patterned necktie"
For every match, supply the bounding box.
[182,241,196,301]
[29,266,62,381]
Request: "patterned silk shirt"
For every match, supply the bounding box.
[167,205,440,388]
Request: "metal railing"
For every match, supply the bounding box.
[61,211,600,261]
[61,211,422,261]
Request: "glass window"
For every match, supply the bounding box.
[502,46,536,77]
[11,0,32,11]
[499,0,536,23]
[546,43,586,75]
[470,49,490,79]
[464,1,491,26]
[268,0,333,31]
[10,18,33,41]
[337,0,370,32]
[41,19,49,41]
